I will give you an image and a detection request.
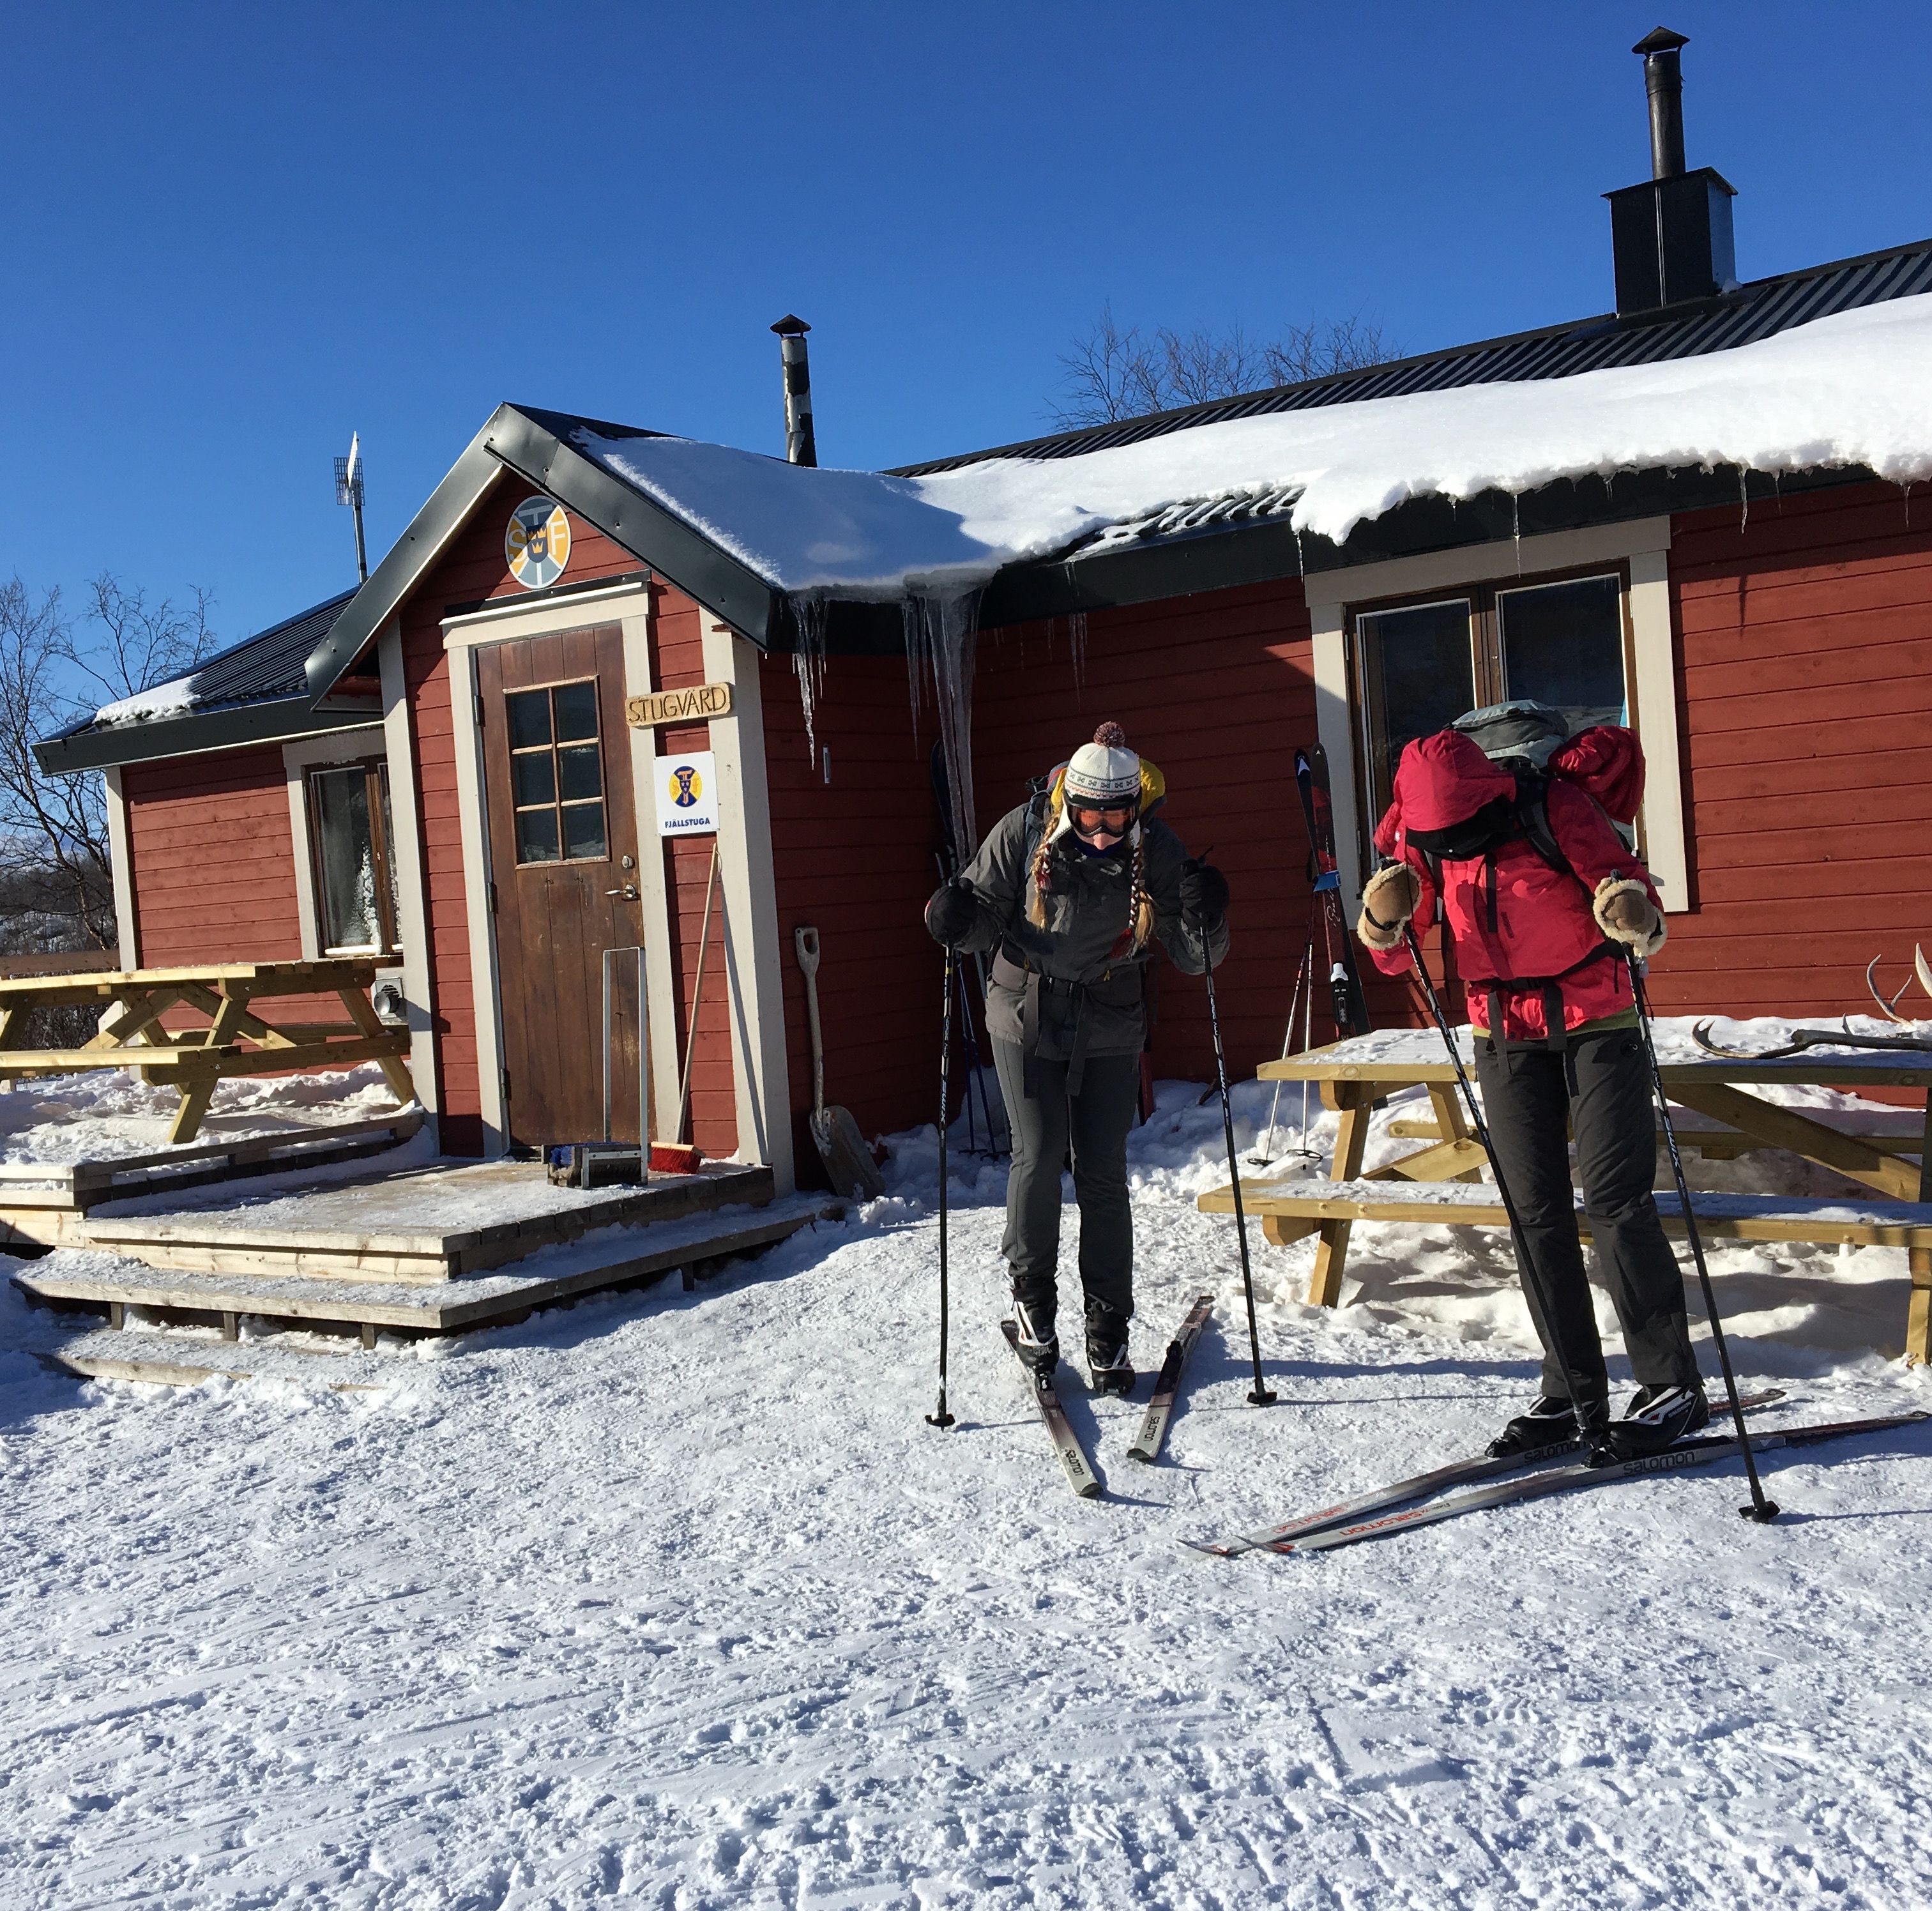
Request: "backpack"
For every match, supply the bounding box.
[1405,702,1574,890]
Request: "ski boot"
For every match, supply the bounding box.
[1486,1395,1577,1459]
[1084,1302,1136,1397]
[1574,1394,1618,1470]
[1605,1383,1710,1460]
[1010,1300,1060,1382]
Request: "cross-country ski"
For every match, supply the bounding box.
[1127,1293,1214,1461]
[1001,1318,1102,1498]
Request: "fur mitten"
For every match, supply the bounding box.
[1593,876,1666,957]
[1357,862,1421,952]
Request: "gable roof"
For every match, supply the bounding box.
[34,590,377,775]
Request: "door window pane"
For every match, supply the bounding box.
[506,678,609,865]
[1498,574,1627,734]
[1358,598,1475,821]
[312,765,381,952]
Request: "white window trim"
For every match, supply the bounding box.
[103,765,139,971]
[448,591,671,1159]
[282,726,392,960]
[380,619,440,1128]
[1305,515,1688,915]
[441,578,651,650]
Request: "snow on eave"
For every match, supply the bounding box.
[573,291,1932,601]
[92,674,202,727]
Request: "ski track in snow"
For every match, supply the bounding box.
[3,1066,1931,1907]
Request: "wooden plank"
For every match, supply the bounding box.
[334,984,415,1105]
[1664,1081,1922,1201]
[1365,1136,1489,1184]
[1308,1085,1373,1307]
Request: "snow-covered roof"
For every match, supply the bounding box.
[568,290,1932,602]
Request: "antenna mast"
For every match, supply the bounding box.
[334,434,368,582]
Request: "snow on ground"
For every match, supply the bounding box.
[3,1049,1931,1907]
[0,1063,413,1169]
[575,292,1932,597]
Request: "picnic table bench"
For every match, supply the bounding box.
[1196,1028,1932,1364]
[0,959,413,1145]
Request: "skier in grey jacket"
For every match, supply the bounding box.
[924,722,1229,1392]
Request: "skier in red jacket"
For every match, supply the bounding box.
[1355,704,1706,1465]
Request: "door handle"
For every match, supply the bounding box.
[606,885,640,901]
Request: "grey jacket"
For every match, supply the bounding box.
[952,802,1229,1060]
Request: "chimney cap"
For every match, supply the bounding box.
[770,314,811,336]
[1632,25,1689,56]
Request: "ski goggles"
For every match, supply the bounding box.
[1065,798,1136,840]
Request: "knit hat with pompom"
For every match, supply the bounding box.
[1062,722,1142,806]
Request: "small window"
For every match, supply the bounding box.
[1354,569,1629,827]
[307,759,400,956]
[506,680,609,865]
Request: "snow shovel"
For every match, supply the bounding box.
[794,925,884,1199]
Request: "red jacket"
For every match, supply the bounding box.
[1365,728,1661,1042]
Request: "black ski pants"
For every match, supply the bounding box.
[991,1040,1139,1332]
[1474,1024,1700,1404]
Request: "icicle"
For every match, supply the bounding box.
[1293,523,1305,577]
[1068,609,1088,704]
[791,592,830,764]
[1773,468,1784,515]
[903,584,984,857]
[1738,468,1749,535]
[1904,481,1913,533]
[1511,494,1521,575]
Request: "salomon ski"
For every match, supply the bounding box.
[1294,745,1371,1037]
[1127,1294,1213,1463]
[1185,1389,1787,1557]
[1001,1320,1102,1498]
[1261,1411,1926,1557]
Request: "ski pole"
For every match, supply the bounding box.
[1402,919,1602,1415]
[1625,952,1778,1522]
[1251,941,1312,1165]
[1203,944,1275,1406]
[927,945,957,1429]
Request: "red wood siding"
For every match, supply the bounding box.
[973,580,1320,1085]
[397,489,651,1155]
[761,646,941,1182]
[122,746,302,966]
[1650,479,1932,1020]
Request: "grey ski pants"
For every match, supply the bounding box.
[991,1040,1140,1330]
[1475,1024,1700,1403]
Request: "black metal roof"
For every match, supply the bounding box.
[894,237,1932,476]
[35,588,377,775]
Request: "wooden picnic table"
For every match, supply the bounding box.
[0,960,413,1145]
[1197,1028,1932,1364]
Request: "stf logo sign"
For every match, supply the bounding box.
[506,496,571,590]
[655,750,719,836]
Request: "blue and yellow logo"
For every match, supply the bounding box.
[506,496,571,590]
[667,763,703,807]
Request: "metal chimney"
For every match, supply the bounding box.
[1638,25,1688,179]
[1604,27,1737,317]
[771,314,817,467]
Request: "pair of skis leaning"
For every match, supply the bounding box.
[1187,1394,1929,1557]
[1001,1294,1214,1498]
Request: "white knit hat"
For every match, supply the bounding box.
[1062,722,1141,805]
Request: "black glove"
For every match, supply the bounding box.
[925,879,980,949]
[1179,857,1229,927]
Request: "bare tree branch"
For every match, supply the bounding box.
[1052,310,1401,428]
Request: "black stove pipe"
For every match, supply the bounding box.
[770,314,817,468]
[1636,26,1689,179]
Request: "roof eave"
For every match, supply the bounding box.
[34,696,384,776]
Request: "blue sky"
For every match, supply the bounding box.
[6,1,1927,648]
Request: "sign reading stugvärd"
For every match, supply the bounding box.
[626,682,733,728]
[655,750,719,837]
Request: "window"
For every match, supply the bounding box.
[1354,569,1628,823]
[506,679,608,864]
[306,759,400,955]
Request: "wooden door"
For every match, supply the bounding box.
[476,624,648,1148]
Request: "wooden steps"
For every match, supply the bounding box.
[0,1109,426,1251]
[71,1159,776,1283]
[15,1193,838,1347]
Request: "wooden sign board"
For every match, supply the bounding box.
[626,682,733,729]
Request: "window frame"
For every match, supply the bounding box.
[504,673,612,868]
[302,754,401,957]
[1348,558,1638,855]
